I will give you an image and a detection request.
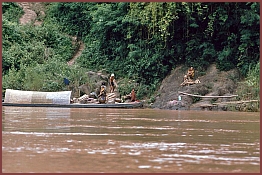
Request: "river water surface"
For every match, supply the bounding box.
[2,107,260,173]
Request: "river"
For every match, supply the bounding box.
[2,107,260,173]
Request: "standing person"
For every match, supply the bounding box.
[130,88,136,102]
[109,73,116,93]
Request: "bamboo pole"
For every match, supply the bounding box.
[213,100,259,105]
[178,91,238,98]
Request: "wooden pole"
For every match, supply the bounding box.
[213,100,259,105]
[178,91,238,98]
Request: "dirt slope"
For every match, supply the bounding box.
[17,2,44,26]
[152,64,240,110]
[67,40,85,66]
[18,2,84,66]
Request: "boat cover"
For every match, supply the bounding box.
[4,89,72,104]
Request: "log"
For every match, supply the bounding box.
[178,91,238,98]
[200,104,218,110]
[180,79,201,86]
[213,100,259,105]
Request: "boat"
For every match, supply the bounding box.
[2,101,144,108]
[2,89,144,108]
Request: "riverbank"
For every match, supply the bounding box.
[58,64,259,112]
[149,64,259,112]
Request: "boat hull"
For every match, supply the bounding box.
[2,102,144,108]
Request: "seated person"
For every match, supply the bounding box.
[184,67,195,81]
[187,67,195,80]
[100,82,107,92]
[98,82,107,103]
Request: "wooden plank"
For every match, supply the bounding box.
[200,104,218,107]
[178,91,238,98]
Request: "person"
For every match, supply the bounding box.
[109,73,116,93]
[98,82,107,103]
[100,82,107,92]
[130,88,136,102]
[187,67,195,80]
[184,67,195,81]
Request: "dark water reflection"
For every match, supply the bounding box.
[2,107,260,173]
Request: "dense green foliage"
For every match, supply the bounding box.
[2,2,260,100]
[2,2,24,23]
[2,2,88,95]
[237,61,260,101]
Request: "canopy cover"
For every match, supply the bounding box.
[4,89,72,104]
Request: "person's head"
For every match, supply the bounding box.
[102,82,105,86]
[111,73,114,77]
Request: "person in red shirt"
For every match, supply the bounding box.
[130,88,136,102]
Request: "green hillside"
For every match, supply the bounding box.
[2,2,260,101]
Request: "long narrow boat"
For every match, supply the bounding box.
[2,89,143,108]
[2,101,144,108]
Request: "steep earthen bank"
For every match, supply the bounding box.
[151,64,247,111]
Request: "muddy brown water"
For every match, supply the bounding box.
[2,107,260,173]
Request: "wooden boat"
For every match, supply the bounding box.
[2,101,144,108]
[2,89,143,108]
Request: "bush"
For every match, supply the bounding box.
[2,2,24,22]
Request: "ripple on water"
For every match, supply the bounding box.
[138,165,151,169]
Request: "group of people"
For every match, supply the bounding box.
[98,73,136,103]
[98,67,196,103]
[97,67,196,103]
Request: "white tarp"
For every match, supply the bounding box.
[4,89,72,104]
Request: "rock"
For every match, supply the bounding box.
[152,64,240,110]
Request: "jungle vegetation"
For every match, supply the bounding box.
[2,2,260,100]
